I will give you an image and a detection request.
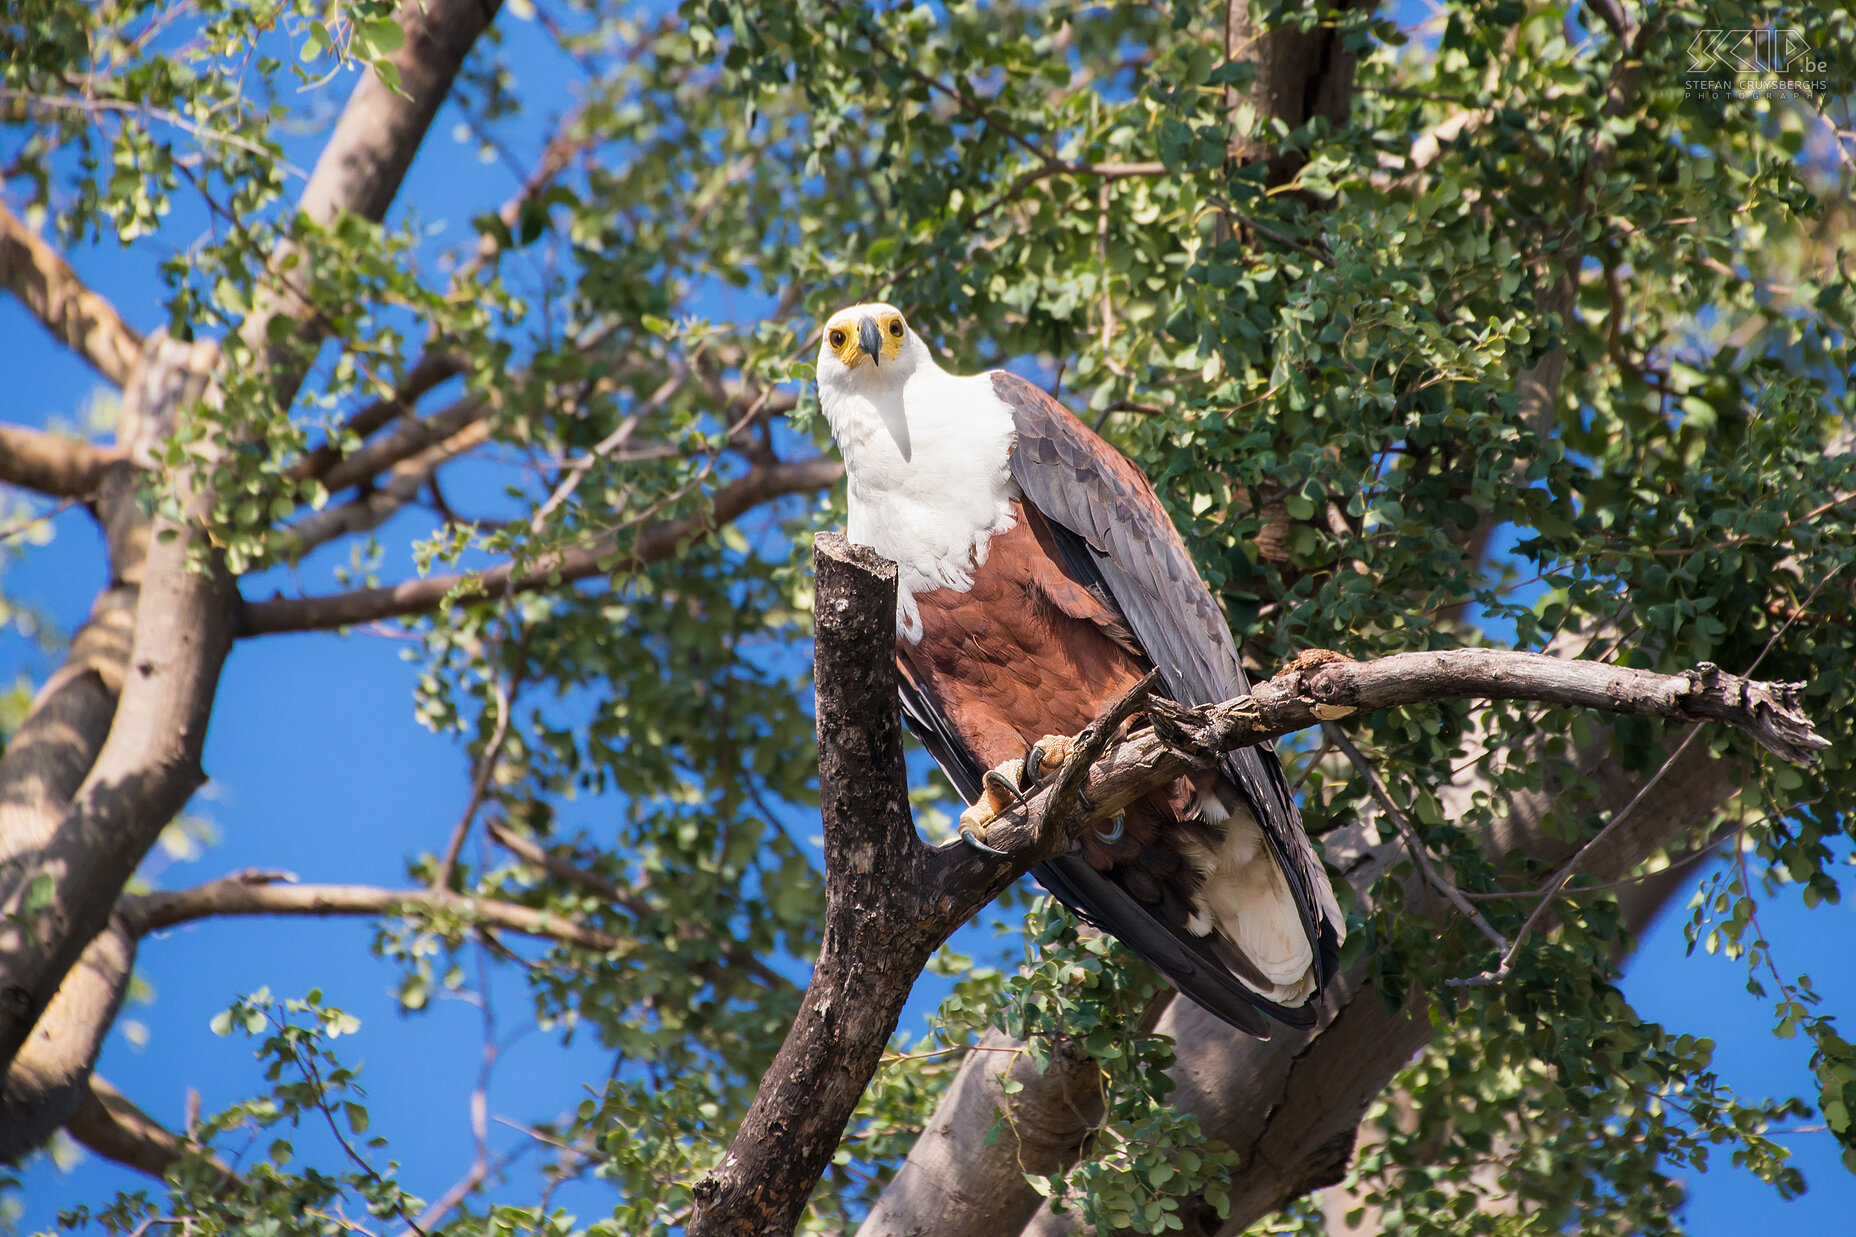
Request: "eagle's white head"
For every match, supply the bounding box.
[814,301,935,398]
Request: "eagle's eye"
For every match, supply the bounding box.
[888,319,904,338]
[828,329,846,349]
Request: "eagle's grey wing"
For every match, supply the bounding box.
[990,370,1342,994]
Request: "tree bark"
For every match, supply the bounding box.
[0,202,144,386]
[0,425,124,499]
[689,534,937,1235]
[65,1074,233,1184]
[856,1026,1107,1237]
[0,921,135,1162]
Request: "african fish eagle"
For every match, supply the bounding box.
[816,302,1344,1035]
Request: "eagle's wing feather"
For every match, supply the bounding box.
[989,371,1341,997]
[897,655,1281,1036]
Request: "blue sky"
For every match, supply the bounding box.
[3,2,1854,1234]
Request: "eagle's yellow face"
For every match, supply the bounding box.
[821,302,908,371]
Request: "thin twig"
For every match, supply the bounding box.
[433,662,520,891]
[528,365,689,533]
[1321,722,1510,955]
[1450,725,1703,988]
[0,89,307,173]
[0,496,77,541]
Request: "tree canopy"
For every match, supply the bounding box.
[0,0,1853,1234]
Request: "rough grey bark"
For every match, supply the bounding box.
[856,1026,1108,1237]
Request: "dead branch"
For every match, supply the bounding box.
[689,536,931,1237]
[0,202,143,386]
[240,455,843,635]
[972,649,1822,866]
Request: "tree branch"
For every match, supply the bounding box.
[65,1074,235,1184]
[316,389,491,496]
[0,920,135,1161]
[690,534,933,1236]
[0,202,143,386]
[280,417,492,559]
[289,349,466,483]
[240,456,844,635]
[857,1026,1106,1237]
[239,0,505,382]
[120,871,626,954]
[968,650,1821,868]
[0,423,125,498]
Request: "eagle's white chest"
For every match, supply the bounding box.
[820,365,1019,642]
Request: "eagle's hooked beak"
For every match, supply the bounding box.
[858,316,883,366]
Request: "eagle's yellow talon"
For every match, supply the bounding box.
[955,755,1033,855]
[1024,733,1079,785]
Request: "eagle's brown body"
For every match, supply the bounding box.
[899,497,1201,899]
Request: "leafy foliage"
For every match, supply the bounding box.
[4,0,1855,1233]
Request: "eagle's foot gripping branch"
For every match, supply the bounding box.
[956,733,1078,854]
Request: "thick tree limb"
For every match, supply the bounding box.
[689,536,932,1236]
[120,871,626,954]
[857,1026,1106,1237]
[240,0,504,383]
[240,456,844,635]
[870,715,1754,1237]
[1186,740,1741,1237]
[65,1074,234,1184]
[698,542,1823,1237]
[0,202,144,386]
[0,424,124,499]
[0,921,135,1162]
